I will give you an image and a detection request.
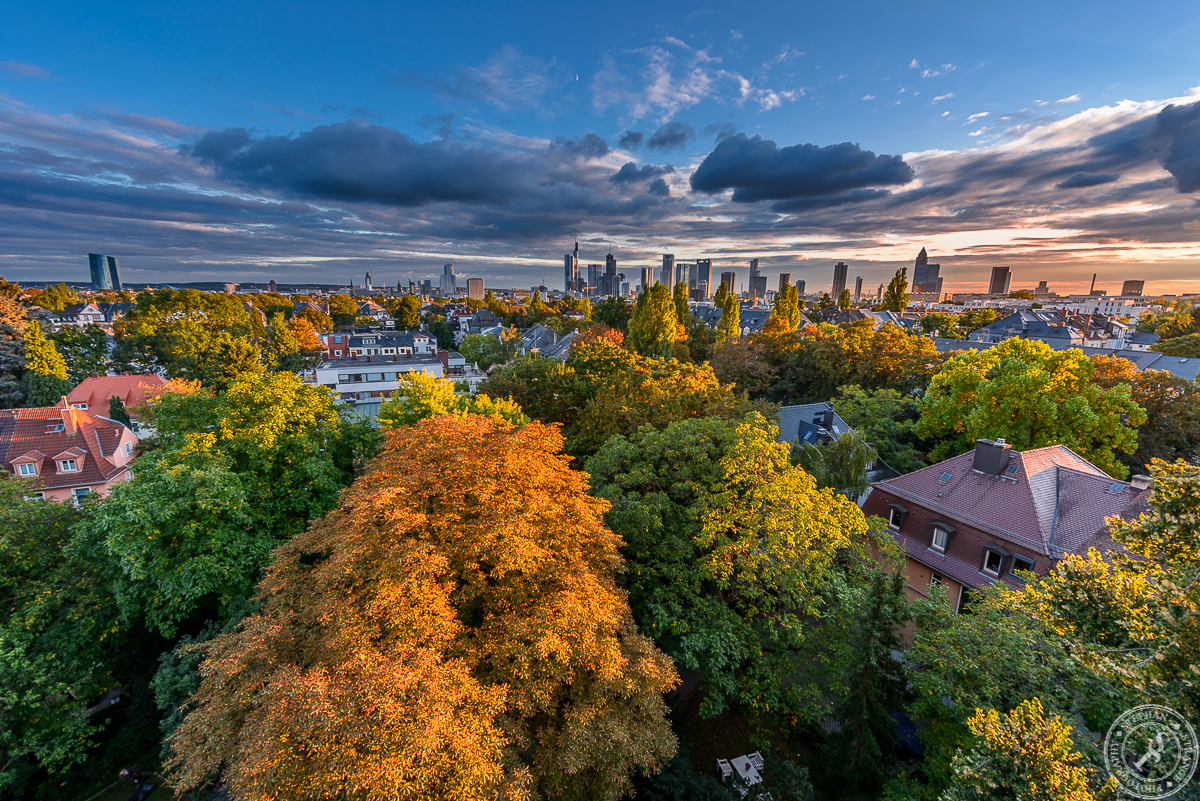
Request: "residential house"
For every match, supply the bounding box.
[356,300,393,325]
[316,331,435,360]
[66,375,169,434]
[862,438,1148,611]
[43,302,106,328]
[0,401,140,503]
[307,354,445,405]
[820,309,905,330]
[517,323,576,359]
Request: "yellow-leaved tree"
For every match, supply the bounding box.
[167,415,678,801]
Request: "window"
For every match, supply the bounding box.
[17,462,36,476]
[72,487,90,505]
[887,505,907,529]
[930,573,943,587]
[1005,464,1019,476]
[73,402,88,410]
[59,459,78,472]
[982,550,1004,577]
[1108,482,1125,492]
[334,350,342,357]
[938,471,952,482]
[1011,555,1035,575]
[931,526,949,552]
[124,442,134,456]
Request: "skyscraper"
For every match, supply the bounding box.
[1121,280,1145,296]
[832,262,849,298]
[854,276,863,299]
[639,267,652,293]
[675,261,691,290]
[694,258,713,300]
[105,256,123,291]
[795,279,805,295]
[564,242,580,293]
[748,258,767,298]
[365,271,373,291]
[988,266,1011,296]
[661,254,675,287]
[441,263,457,296]
[778,273,792,293]
[467,277,484,301]
[588,264,601,296]
[605,252,617,296]
[720,271,737,295]
[911,248,942,294]
[88,253,112,290]
[268,279,278,294]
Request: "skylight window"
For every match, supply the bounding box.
[1109,482,1125,492]
[1005,465,1019,476]
[938,472,952,482]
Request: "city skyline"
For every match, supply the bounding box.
[1,2,1199,293]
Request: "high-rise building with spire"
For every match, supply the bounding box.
[911,248,942,294]
[564,242,580,294]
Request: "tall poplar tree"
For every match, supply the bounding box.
[628,284,677,358]
[879,267,909,313]
[672,280,690,325]
[771,282,801,329]
[24,320,71,406]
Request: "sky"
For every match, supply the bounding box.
[2,0,1200,295]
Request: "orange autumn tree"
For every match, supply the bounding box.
[167,415,678,801]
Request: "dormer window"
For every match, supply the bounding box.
[73,402,88,410]
[887,504,908,529]
[982,550,1004,577]
[59,459,78,472]
[931,524,953,553]
[17,463,36,476]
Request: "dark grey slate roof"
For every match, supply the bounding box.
[777,402,851,446]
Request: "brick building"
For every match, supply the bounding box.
[862,438,1149,612]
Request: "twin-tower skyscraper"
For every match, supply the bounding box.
[87,253,124,291]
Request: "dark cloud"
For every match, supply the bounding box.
[1057,171,1121,189]
[704,122,737,141]
[690,134,914,208]
[618,130,644,150]
[646,121,695,152]
[609,162,676,185]
[647,178,671,197]
[189,121,532,206]
[1157,100,1200,193]
[550,132,610,159]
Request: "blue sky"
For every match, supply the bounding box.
[2,0,1199,293]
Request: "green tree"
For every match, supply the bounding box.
[24,320,71,406]
[1022,459,1200,718]
[879,267,909,313]
[33,283,79,312]
[50,324,108,385]
[459,333,509,371]
[941,699,1115,801]
[83,372,372,635]
[1090,357,1200,471]
[627,284,678,358]
[168,416,679,801]
[958,308,998,334]
[594,296,634,332]
[672,280,690,325]
[832,386,927,474]
[108,394,133,427]
[587,414,878,717]
[816,564,910,799]
[791,428,878,500]
[375,372,527,429]
[906,585,1120,797]
[718,283,741,340]
[426,316,455,351]
[915,338,1145,477]
[111,289,266,387]
[264,311,302,371]
[392,294,422,329]
[327,293,360,325]
[772,282,802,329]
[0,296,28,408]
[817,292,835,311]
[838,288,852,309]
[918,313,964,340]
[1157,332,1200,357]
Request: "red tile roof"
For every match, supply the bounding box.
[0,402,133,490]
[875,444,1145,558]
[67,375,168,417]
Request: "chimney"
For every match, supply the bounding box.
[972,438,1012,476]
[1130,474,1152,491]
